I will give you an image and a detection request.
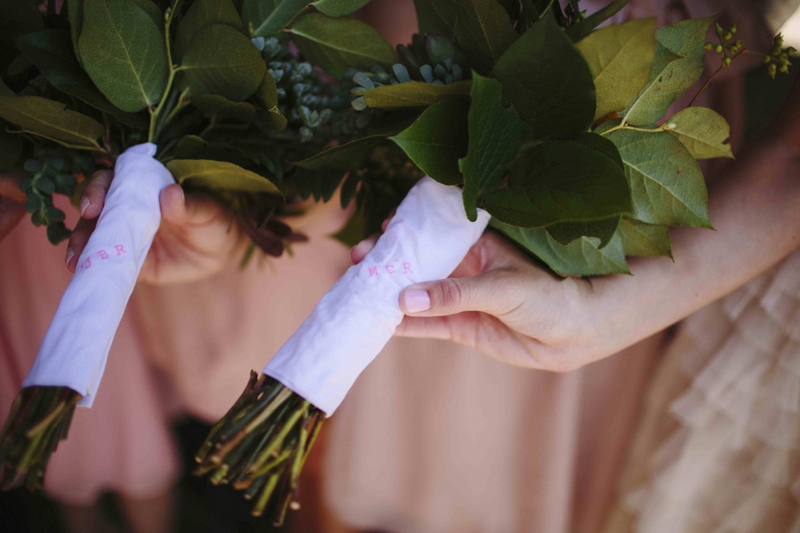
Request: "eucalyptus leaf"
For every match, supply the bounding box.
[391,97,469,186]
[566,0,631,41]
[413,0,456,38]
[174,0,244,59]
[363,80,471,109]
[0,129,22,170]
[15,29,144,127]
[575,19,656,119]
[67,0,84,65]
[293,136,382,170]
[617,217,672,257]
[491,13,595,140]
[79,0,169,112]
[290,13,398,77]
[546,216,620,248]
[253,70,278,109]
[607,128,711,228]
[454,0,517,75]
[181,23,266,102]
[132,0,164,33]
[191,94,256,121]
[460,73,525,219]
[491,219,630,276]
[243,0,308,37]
[167,159,281,194]
[311,0,372,17]
[174,134,208,158]
[257,107,288,131]
[666,106,733,159]
[623,17,713,126]
[0,95,104,148]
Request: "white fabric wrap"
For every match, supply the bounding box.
[23,143,173,407]
[264,177,491,415]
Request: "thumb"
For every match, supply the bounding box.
[399,270,516,317]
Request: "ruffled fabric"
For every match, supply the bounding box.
[605,248,800,533]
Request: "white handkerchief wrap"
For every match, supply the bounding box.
[23,143,173,407]
[264,177,491,415]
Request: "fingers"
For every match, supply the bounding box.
[160,184,222,227]
[381,208,396,232]
[79,170,114,219]
[350,234,379,264]
[399,269,520,317]
[65,216,98,272]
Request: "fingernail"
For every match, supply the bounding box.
[79,197,90,216]
[65,248,75,268]
[353,239,375,257]
[403,289,430,313]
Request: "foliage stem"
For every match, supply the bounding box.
[148,0,181,143]
[7,129,107,154]
[598,124,665,136]
[688,48,747,107]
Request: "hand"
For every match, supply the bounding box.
[0,171,26,241]
[66,170,246,285]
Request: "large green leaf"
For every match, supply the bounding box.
[67,0,84,65]
[391,97,469,186]
[293,136,382,170]
[181,24,266,102]
[413,0,456,38]
[617,217,672,257]
[460,73,525,219]
[566,0,631,41]
[492,219,630,276]
[78,0,168,113]
[491,12,595,140]
[174,0,244,59]
[454,0,517,75]
[666,106,733,159]
[608,129,711,228]
[15,29,144,127]
[191,94,256,121]
[167,159,280,194]
[253,70,278,109]
[575,19,655,119]
[623,17,713,126]
[363,80,471,109]
[0,95,104,148]
[0,129,22,170]
[0,77,12,97]
[311,0,372,17]
[575,131,624,169]
[485,140,631,227]
[243,0,308,37]
[546,217,620,248]
[290,13,398,77]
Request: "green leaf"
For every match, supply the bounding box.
[132,0,164,31]
[173,134,208,158]
[167,159,281,194]
[391,97,469,186]
[311,0,372,17]
[666,106,733,159]
[491,219,630,276]
[575,131,623,169]
[454,0,517,75]
[78,0,169,113]
[181,23,266,102]
[491,12,595,140]
[412,0,456,38]
[575,19,656,120]
[623,17,713,126]
[460,73,525,219]
[608,128,711,228]
[243,0,308,37]
[15,29,144,127]
[0,129,22,170]
[290,13,398,77]
[191,94,256,121]
[256,107,288,132]
[68,0,84,65]
[293,136,382,170]
[174,0,244,59]
[0,95,104,148]
[0,77,13,97]
[363,80,471,109]
[617,217,672,257]
[566,0,631,41]
[546,216,620,248]
[253,70,278,109]
[485,140,631,227]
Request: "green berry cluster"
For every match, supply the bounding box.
[20,157,78,245]
[704,23,742,67]
[763,33,796,79]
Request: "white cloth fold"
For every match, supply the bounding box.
[23,143,173,407]
[264,177,491,415]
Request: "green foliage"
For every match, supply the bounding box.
[363,80,471,109]
[607,129,710,228]
[616,217,672,258]
[623,17,713,126]
[665,107,733,159]
[459,73,525,220]
[0,95,104,149]
[491,219,630,276]
[412,0,456,38]
[546,217,620,248]
[311,0,372,17]
[290,13,398,77]
[391,97,469,186]
[78,0,169,113]
[191,94,257,122]
[0,129,22,170]
[167,159,281,194]
[67,0,84,66]
[19,156,80,245]
[243,0,308,37]
[454,0,517,75]
[181,24,266,102]
[491,12,595,140]
[174,0,244,59]
[293,136,382,171]
[566,0,631,41]
[575,19,655,120]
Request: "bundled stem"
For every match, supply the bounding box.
[0,386,81,491]
[195,372,324,526]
